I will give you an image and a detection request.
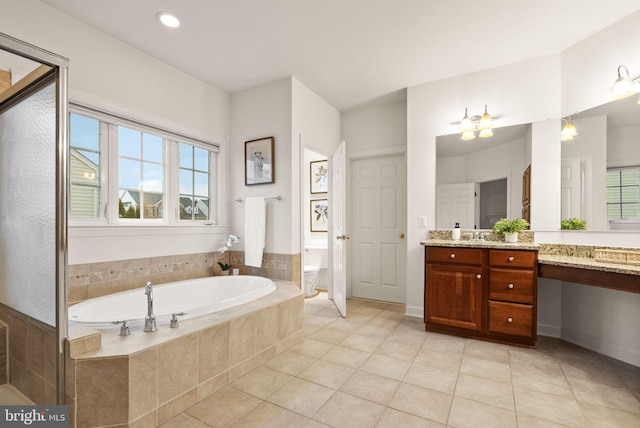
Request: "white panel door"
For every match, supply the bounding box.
[351,155,406,303]
[331,141,347,317]
[436,183,476,229]
[561,157,582,219]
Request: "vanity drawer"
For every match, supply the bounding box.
[488,301,533,338]
[426,247,482,265]
[489,269,535,303]
[489,250,537,268]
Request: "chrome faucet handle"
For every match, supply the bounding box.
[112,320,130,336]
[170,312,187,328]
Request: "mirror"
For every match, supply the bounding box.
[561,95,640,230]
[436,123,532,230]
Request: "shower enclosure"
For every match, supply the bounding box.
[0,33,68,404]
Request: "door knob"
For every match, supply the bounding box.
[399,233,405,239]
[336,235,351,240]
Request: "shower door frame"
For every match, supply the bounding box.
[0,32,69,405]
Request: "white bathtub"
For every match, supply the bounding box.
[68,275,277,330]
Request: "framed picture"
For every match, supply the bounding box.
[310,160,328,194]
[310,199,328,232]
[245,137,274,185]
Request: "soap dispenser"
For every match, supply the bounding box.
[452,222,461,241]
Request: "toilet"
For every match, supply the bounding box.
[304,245,328,297]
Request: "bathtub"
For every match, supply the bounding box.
[68,275,277,330]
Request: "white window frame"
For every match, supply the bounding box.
[69,104,219,227]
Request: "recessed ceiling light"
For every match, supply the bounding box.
[158,12,181,28]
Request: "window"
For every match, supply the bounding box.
[606,167,640,220]
[69,106,219,225]
[69,113,101,218]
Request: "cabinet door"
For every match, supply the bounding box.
[426,264,483,331]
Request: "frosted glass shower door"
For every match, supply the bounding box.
[0,79,57,326]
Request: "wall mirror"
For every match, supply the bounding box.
[561,94,640,231]
[436,123,532,230]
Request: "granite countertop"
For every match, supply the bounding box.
[537,254,640,276]
[421,239,539,251]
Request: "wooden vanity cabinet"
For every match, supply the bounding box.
[424,246,537,347]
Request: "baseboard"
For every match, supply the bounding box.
[537,323,561,338]
[562,327,640,367]
[405,305,423,319]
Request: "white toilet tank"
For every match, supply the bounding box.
[304,245,328,270]
[304,245,328,296]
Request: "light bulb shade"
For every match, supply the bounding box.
[612,65,635,100]
[478,105,493,130]
[478,128,493,138]
[460,108,474,132]
[561,121,577,141]
[461,130,476,140]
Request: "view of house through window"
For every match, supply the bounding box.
[69,108,218,225]
[606,167,640,221]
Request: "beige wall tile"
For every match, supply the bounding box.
[89,279,123,299]
[193,266,212,279]
[11,317,28,364]
[68,284,89,304]
[130,346,158,420]
[278,296,304,341]
[157,389,197,426]
[229,357,256,383]
[0,324,7,385]
[90,261,123,282]
[26,369,45,404]
[44,380,56,405]
[170,269,195,282]
[197,371,229,402]
[43,331,57,384]
[198,323,229,383]
[149,256,174,274]
[173,254,194,271]
[27,324,45,377]
[76,356,129,427]
[122,258,150,279]
[255,306,278,353]
[11,359,29,395]
[256,345,278,367]
[68,264,90,286]
[158,334,198,404]
[128,410,157,428]
[230,313,256,366]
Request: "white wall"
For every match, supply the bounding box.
[230,78,293,255]
[343,100,407,154]
[608,125,640,167]
[0,0,232,264]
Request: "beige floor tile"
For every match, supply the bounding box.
[299,359,355,389]
[514,387,587,427]
[511,368,574,397]
[186,386,262,427]
[388,383,452,424]
[308,327,352,345]
[303,420,331,428]
[159,412,209,428]
[568,377,640,414]
[303,323,324,337]
[366,315,402,329]
[321,345,371,369]
[267,378,335,417]
[231,366,293,399]
[339,370,400,405]
[314,307,343,320]
[448,396,517,428]
[360,354,411,381]
[561,359,626,387]
[233,402,309,428]
[264,350,317,376]
[340,333,383,353]
[579,401,640,428]
[304,314,335,327]
[290,338,336,358]
[354,324,394,340]
[327,317,365,332]
[375,408,445,428]
[516,413,571,428]
[403,363,458,395]
[374,340,421,362]
[413,347,462,373]
[454,374,515,411]
[463,339,510,363]
[459,354,512,383]
[422,333,466,353]
[384,328,428,348]
[313,391,385,428]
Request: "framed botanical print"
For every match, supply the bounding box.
[245,137,274,185]
[310,160,328,194]
[310,199,328,232]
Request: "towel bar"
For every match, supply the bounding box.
[235,196,281,203]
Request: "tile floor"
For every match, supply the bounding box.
[163,293,640,427]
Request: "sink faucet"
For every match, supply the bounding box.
[144,281,157,332]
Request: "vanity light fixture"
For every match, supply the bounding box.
[561,118,578,141]
[612,65,638,100]
[158,12,181,28]
[457,105,496,140]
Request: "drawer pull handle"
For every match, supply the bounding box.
[507,317,513,323]
[450,253,456,259]
[476,274,481,279]
[508,283,514,289]
[508,256,514,262]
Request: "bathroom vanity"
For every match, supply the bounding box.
[423,240,538,347]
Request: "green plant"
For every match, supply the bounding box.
[217,261,231,271]
[493,218,530,235]
[561,218,587,230]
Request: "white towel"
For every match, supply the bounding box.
[244,197,266,267]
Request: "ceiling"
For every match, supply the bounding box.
[40,0,640,112]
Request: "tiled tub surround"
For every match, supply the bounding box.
[68,251,301,305]
[65,281,304,428]
[0,304,57,404]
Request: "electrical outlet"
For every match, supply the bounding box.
[418,216,428,228]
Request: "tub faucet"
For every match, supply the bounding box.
[144,281,157,332]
